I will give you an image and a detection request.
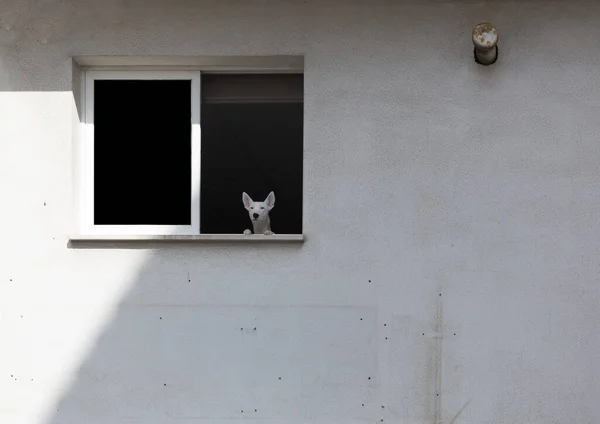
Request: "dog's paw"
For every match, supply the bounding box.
[243,229,252,235]
[263,230,274,235]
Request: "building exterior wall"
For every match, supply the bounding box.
[1,1,599,423]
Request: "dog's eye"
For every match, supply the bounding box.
[260,206,265,209]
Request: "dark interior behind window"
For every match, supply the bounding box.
[200,74,303,234]
[93,80,192,226]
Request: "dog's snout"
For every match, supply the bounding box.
[253,213,259,219]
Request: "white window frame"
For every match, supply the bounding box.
[82,70,201,236]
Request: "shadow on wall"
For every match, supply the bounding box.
[48,234,380,423]
[43,70,378,421]
[46,69,376,421]
[0,0,309,93]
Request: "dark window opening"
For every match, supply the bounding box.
[93,80,192,225]
[200,74,303,234]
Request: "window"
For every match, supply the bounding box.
[81,70,303,237]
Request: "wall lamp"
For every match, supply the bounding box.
[472,22,498,66]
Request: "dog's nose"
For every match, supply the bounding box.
[253,213,259,219]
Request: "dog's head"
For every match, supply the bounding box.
[242,191,275,223]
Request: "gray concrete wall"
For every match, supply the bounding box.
[1,1,599,423]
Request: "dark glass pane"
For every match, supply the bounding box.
[93,80,191,225]
[200,102,303,234]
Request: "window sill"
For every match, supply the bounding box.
[69,234,304,243]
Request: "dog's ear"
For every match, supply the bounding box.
[242,192,253,209]
[265,191,275,210]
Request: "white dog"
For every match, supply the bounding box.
[242,191,275,235]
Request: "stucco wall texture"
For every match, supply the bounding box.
[1,0,599,423]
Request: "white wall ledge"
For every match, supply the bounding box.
[69,234,305,242]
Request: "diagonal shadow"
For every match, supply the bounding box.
[41,67,380,423]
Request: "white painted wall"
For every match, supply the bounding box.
[1,1,599,423]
